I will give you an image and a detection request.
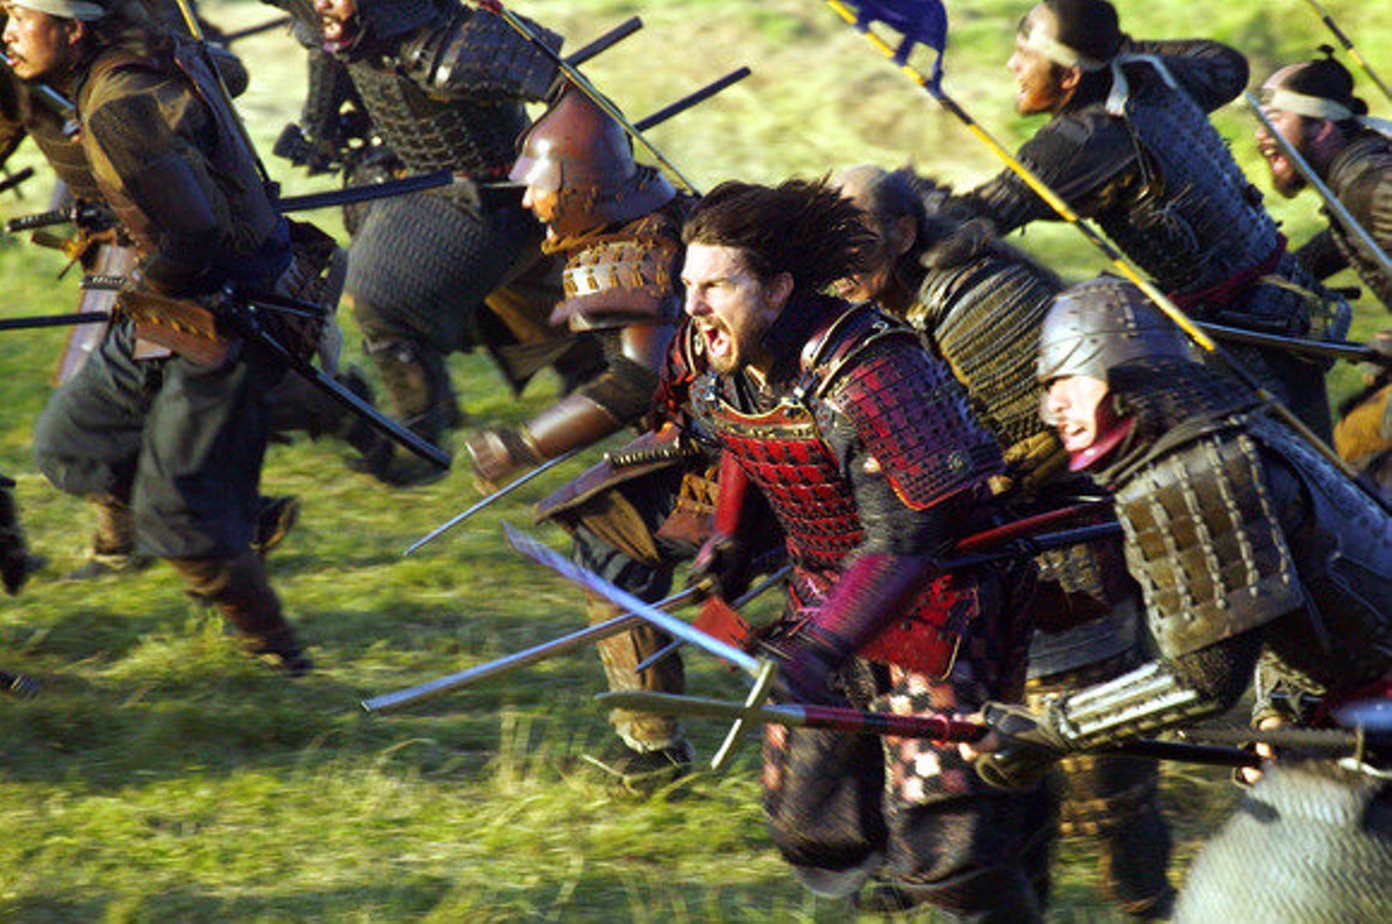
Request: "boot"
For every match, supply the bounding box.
[169,550,312,676]
[66,496,153,580]
[0,485,42,596]
[349,337,452,486]
[580,595,692,795]
[251,495,301,558]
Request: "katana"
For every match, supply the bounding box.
[271,169,454,214]
[475,0,701,195]
[0,51,78,134]
[502,522,768,678]
[1300,0,1392,105]
[599,691,1262,771]
[822,0,1380,508]
[565,16,642,67]
[72,274,451,468]
[0,311,109,332]
[634,566,793,672]
[402,447,581,555]
[633,67,753,132]
[1247,91,1392,283]
[1201,321,1390,368]
[221,15,292,44]
[633,508,1114,675]
[5,201,111,235]
[0,166,34,198]
[359,583,706,714]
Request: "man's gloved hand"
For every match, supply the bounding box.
[767,630,848,707]
[968,700,1072,790]
[686,534,754,602]
[465,427,540,489]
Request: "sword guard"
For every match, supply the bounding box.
[710,659,779,773]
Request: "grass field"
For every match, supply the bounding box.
[1,0,1388,920]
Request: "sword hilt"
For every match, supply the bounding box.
[81,274,126,291]
[604,441,703,468]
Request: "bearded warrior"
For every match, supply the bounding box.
[976,276,1392,922]
[294,0,583,484]
[10,0,337,673]
[674,179,1046,920]
[951,0,1350,437]
[835,164,1175,921]
[1257,52,1392,495]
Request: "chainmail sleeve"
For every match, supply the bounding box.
[948,111,1139,235]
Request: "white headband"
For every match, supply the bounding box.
[1264,87,1392,139]
[1020,26,1176,116]
[4,0,106,20]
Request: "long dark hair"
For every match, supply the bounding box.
[682,178,880,295]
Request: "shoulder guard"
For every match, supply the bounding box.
[1026,107,1141,209]
[1113,421,1304,658]
[404,8,560,103]
[809,307,1003,511]
[551,207,684,330]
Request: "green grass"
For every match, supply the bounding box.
[1,0,1387,919]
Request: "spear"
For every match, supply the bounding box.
[1300,0,1392,105]
[598,691,1262,772]
[821,0,1380,505]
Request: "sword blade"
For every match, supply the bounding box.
[502,522,765,677]
[361,583,705,713]
[273,169,454,214]
[632,565,792,673]
[402,447,582,555]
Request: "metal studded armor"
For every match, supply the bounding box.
[1296,133,1392,310]
[689,299,1004,677]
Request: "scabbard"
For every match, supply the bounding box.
[0,311,110,332]
[0,166,35,197]
[271,169,454,214]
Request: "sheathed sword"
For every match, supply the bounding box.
[1247,91,1392,282]
[599,691,1262,772]
[0,166,34,198]
[0,311,109,332]
[1201,321,1391,368]
[220,16,292,44]
[475,0,700,195]
[75,275,450,468]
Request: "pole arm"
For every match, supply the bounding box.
[822,0,1373,497]
[1300,0,1392,105]
[474,0,701,195]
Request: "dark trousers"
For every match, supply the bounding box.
[33,320,276,560]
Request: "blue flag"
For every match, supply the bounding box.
[844,0,948,88]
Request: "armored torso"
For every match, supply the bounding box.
[341,7,556,181]
[688,299,1004,674]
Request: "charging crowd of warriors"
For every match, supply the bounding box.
[1,0,1391,919]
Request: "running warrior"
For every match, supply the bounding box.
[1,12,375,578]
[834,164,1175,921]
[303,0,571,484]
[1256,51,1392,494]
[677,179,1045,920]
[951,0,1349,435]
[973,276,1392,923]
[11,0,334,673]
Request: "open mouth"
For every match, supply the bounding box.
[697,323,731,361]
[1059,421,1091,451]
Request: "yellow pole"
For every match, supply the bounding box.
[824,0,1362,482]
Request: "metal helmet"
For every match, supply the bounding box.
[1036,276,1193,384]
[510,83,676,239]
